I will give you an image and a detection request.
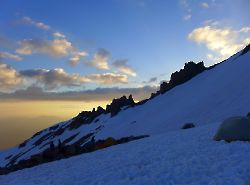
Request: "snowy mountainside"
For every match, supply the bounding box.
[0,45,250,170]
[1,122,250,185]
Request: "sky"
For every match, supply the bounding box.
[0,0,250,149]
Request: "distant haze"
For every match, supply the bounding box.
[0,100,109,150]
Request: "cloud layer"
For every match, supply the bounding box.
[0,57,131,92]
[21,16,50,30]
[85,49,110,70]
[0,85,157,102]
[188,23,250,63]
[16,38,73,57]
[201,2,209,9]
[180,0,192,21]
[69,51,88,66]
[0,52,22,61]
[20,68,128,89]
[112,59,137,76]
[0,15,143,98]
[143,77,158,84]
[0,63,22,91]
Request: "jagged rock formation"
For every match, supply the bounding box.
[68,106,106,130]
[159,61,206,94]
[106,95,135,117]
[241,44,250,56]
[148,61,206,100]
[68,95,135,130]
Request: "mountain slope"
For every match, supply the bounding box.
[0,45,250,171]
[1,122,250,185]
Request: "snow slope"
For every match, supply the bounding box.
[1,47,250,168]
[1,122,250,185]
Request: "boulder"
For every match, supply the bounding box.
[181,123,195,129]
[213,116,250,142]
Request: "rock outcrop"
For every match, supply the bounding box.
[68,95,135,129]
[159,62,206,94]
[68,106,105,130]
[106,95,135,117]
[0,135,149,175]
[240,44,250,56]
[142,61,207,103]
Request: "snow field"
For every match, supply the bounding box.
[1,122,250,185]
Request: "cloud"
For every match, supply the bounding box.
[20,68,128,89]
[183,14,192,21]
[20,68,90,89]
[0,52,22,61]
[0,63,23,91]
[69,51,88,66]
[143,77,158,84]
[85,49,110,70]
[180,0,192,20]
[16,38,73,57]
[87,73,128,84]
[239,27,250,33]
[180,0,190,9]
[15,32,89,64]
[21,16,50,30]
[201,2,209,8]
[244,37,250,45]
[112,59,137,76]
[188,23,250,63]
[206,53,222,64]
[203,20,220,26]
[53,32,66,38]
[0,85,157,102]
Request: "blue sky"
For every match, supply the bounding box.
[0,0,250,96]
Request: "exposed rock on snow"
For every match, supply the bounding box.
[159,61,206,94]
[181,123,195,129]
[0,135,149,175]
[240,44,250,56]
[149,61,206,99]
[213,116,250,142]
[106,95,135,117]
